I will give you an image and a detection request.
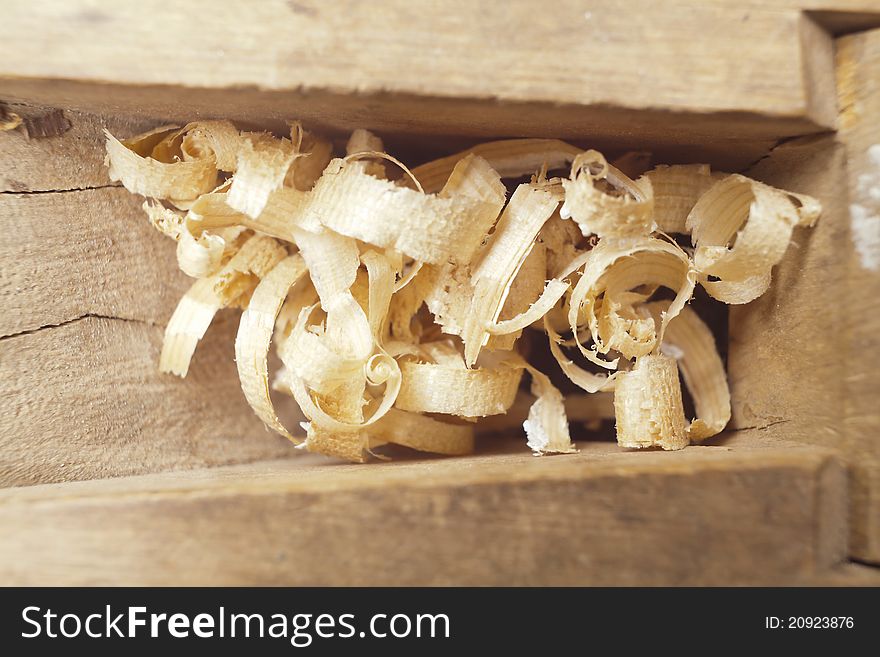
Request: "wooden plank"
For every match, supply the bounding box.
[730,135,848,447]
[0,103,180,337]
[0,104,157,193]
[0,188,190,338]
[0,104,298,486]
[728,136,858,554]
[835,28,880,563]
[807,10,880,36]
[0,315,295,487]
[0,435,847,585]
[0,0,836,152]
[731,29,880,564]
[724,0,880,35]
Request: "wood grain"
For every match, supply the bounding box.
[0,104,189,337]
[1,3,875,581]
[0,434,848,585]
[736,0,880,34]
[730,136,863,556]
[729,28,880,564]
[731,135,849,447]
[0,188,190,338]
[0,0,838,154]
[835,28,880,563]
[0,315,295,487]
[0,104,157,193]
[0,103,299,486]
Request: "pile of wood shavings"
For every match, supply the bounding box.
[104,122,820,462]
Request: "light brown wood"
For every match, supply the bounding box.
[0,188,189,338]
[0,105,181,337]
[0,434,848,585]
[808,563,880,586]
[729,28,880,564]
[835,28,880,564]
[730,136,866,556]
[731,135,849,447]
[0,104,157,193]
[724,0,880,35]
[0,0,838,156]
[0,315,295,487]
[2,2,876,582]
[0,104,300,486]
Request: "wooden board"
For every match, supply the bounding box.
[2,2,878,582]
[0,434,848,585]
[731,135,849,446]
[0,104,175,337]
[0,315,295,487]
[0,106,296,486]
[742,0,880,34]
[730,134,873,555]
[729,28,880,564]
[0,0,839,159]
[835,28,880,563]
[0,104,157,193]
[0,188,190,338]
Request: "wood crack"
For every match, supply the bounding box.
[730,419,791,433]
[741,130,836,173]
[0,183,121,195]
[0,313,159,342]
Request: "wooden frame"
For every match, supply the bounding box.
[1,0,879,584]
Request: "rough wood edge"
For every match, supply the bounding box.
[800,12,840,129]
[0,435,848,585]
[835,27,880,563]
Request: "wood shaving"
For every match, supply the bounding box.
[105,122,820,461]
[0,105,22,132]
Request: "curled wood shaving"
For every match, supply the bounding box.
[412,138,582,193]
[395,360,522,417]
[561,150,654,238]
[235,254,308,441]
[567,236,695,367]
[687,174,820,304]
[315,153,506,265]
[106,121,819,461]
[105,126,218,201]
[644,164,722,234]
[0,107,22,132]
[160,234,287,377]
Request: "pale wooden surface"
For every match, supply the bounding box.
[0,315,295,487]
[836,28,880,563]
[0,0,840,166]
[0,104,156,193]
[731,135,849,446]
[0,104,176,337]
[750,0,880,34]
[0,107,295,487]
[728,30,880,565]
[0,434,849,586]
[731,134,870,556]
[727,28,880,565]
[0,188,189,337]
